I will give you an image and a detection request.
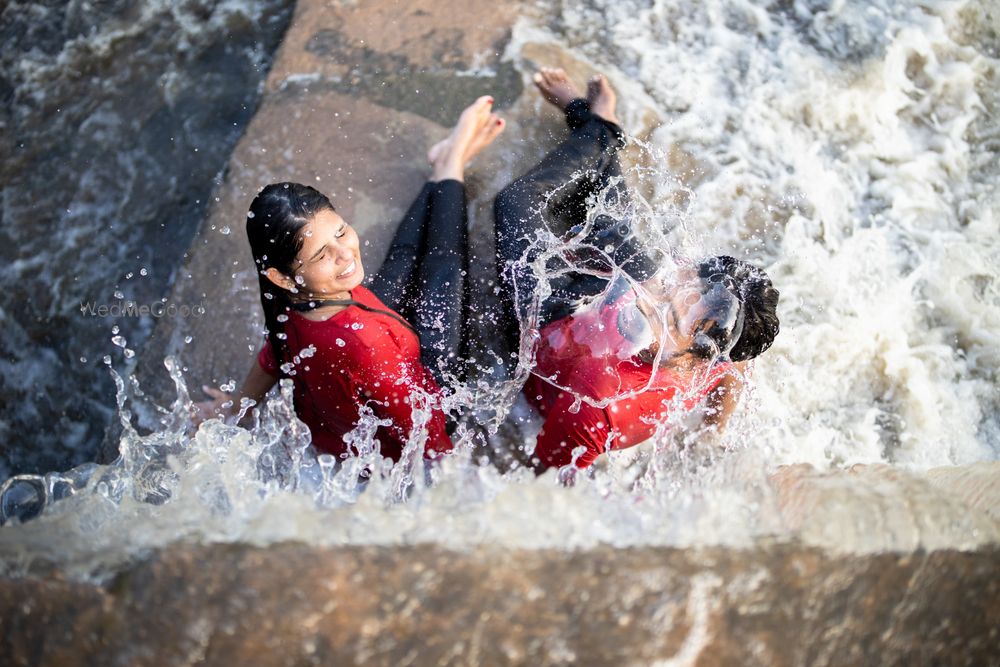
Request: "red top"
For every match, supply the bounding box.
[524,294,731,470]
[257,285,452,461]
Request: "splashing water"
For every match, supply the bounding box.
[0,330,784,582]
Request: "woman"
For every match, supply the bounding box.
[197,96,505,463]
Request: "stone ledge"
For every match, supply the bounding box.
[1,540,997,666]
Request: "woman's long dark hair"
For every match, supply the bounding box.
[246,182,335,376]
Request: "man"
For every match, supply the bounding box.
[493,68,780,475]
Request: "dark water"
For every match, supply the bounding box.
[0,0,295,479]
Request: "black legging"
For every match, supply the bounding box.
[367,179,469,384]
[492,99,658,368]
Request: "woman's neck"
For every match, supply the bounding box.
[292,290,353,321]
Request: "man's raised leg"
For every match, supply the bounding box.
[493,69,631,364]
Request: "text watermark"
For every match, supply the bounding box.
[79,300,207,318]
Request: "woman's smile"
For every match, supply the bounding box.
[337,258,358,279]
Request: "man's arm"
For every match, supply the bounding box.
[702,362,747,430]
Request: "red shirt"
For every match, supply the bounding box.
[524,294,730,470]
[257,285,452,461]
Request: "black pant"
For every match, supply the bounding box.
[492,99,657,368]
[367,179,468,384]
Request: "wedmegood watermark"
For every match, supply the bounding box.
[79,300,207,318]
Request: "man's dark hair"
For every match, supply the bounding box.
[697,255,780,362]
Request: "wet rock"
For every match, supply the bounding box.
[0,540,997,666]
[0,0,295,476]
[770,462,1000,552]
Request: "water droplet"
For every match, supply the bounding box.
[351,322,363,330]
[112,335,127,347]
[220,226,231,235]
[184,336,193,344]
[113,290,124,299]
[247,211,255,219]
[335,338,346,347]
[277,314,289,322]
[139,268,148,276]
[124,349,135,359]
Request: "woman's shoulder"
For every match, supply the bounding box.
[351,284,388,309]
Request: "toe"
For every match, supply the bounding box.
[478,116,504,145]
[587,76,601,99]
[461,95,493,121]
[488,114,505,134]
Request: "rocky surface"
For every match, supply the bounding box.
[1,540,998,666]
[769,462,1000,552]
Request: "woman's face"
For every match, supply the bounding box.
[289,208,365,297]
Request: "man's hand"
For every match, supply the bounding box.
[703,363,747,430]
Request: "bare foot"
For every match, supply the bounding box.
[587,74,619,125]
[429,95,505,181]
[532,67,583,111]
[426,111,504,165]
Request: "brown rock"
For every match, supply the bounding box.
[1,541,998,666]
[769,463,1000,551]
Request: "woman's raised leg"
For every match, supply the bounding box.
[409,97,505,382]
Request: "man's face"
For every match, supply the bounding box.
[636,267,743,370]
